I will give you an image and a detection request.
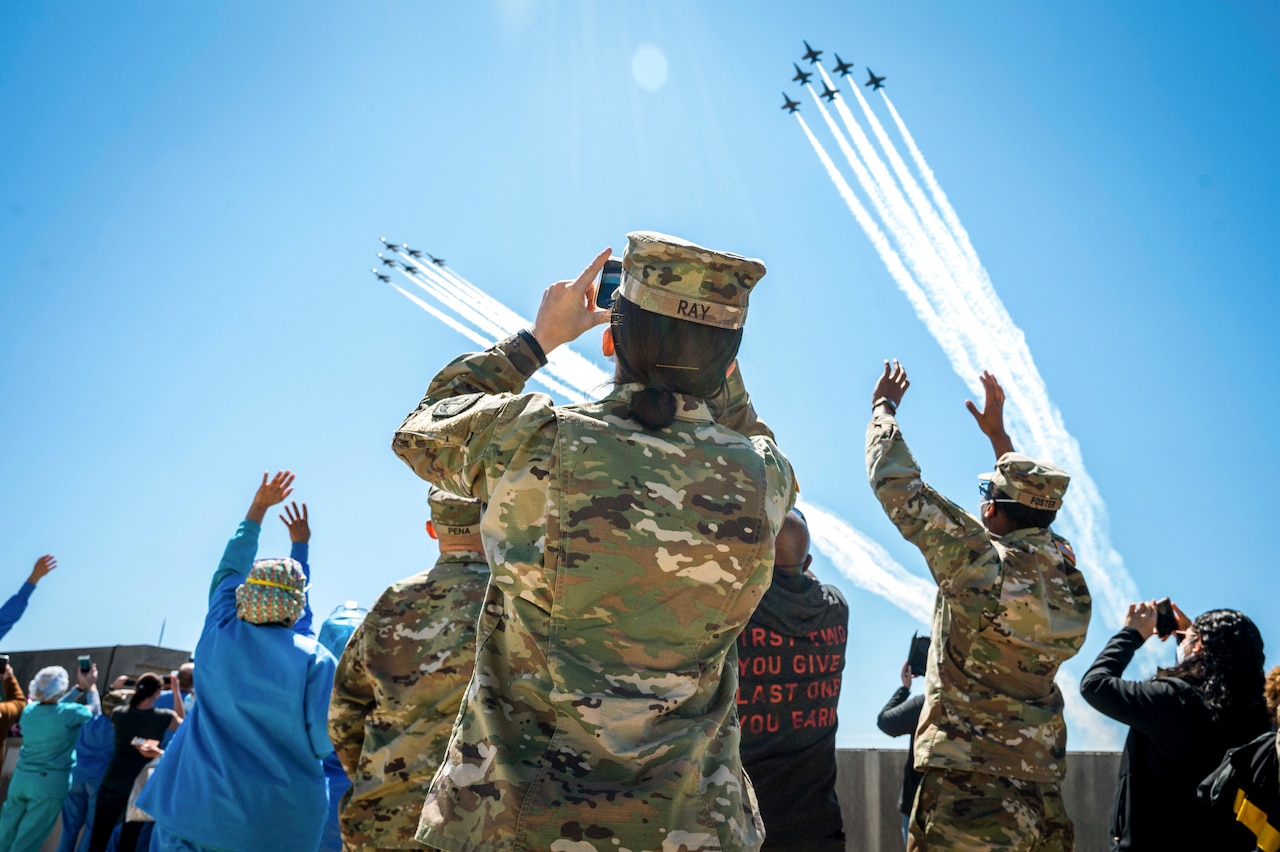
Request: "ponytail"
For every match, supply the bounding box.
[627,386,679,431]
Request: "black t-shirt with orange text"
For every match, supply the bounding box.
[736,573,848,845]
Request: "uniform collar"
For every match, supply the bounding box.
[994,526,1053,550]
[605,383,714,423]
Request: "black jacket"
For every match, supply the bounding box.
[737,573,848,847]
[1079,627,1264,850]
[877,687,924,816]
[1199,729,1280,847]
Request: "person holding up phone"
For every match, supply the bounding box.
[877,657,926,847]
[0,663,99,852]
[393,233,795,851]
[1080,601,1270,849]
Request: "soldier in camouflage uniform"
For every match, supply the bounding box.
[328,488,489,851]
[392,233,796,852]
[866,363,1091,851]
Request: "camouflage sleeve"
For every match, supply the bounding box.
[392,332,555,503]
[328,619,374,776]
[711,363,798,513]
[710,361,775,441]
[866,411,993,587]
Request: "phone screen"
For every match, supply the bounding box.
[1155,598,1177,639]
[595,259,624,309]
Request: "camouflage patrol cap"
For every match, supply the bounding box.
[618,231,766,330]
[428,486,481,537]
[980,452,1070,512]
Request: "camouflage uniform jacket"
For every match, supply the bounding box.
[328,551,490,849]
[866,412,1091,783]
[392,333,796,852]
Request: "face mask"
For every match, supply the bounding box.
[1176,634,1197,665]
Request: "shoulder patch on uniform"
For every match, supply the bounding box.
[1054,539,1077,567]
[432,393,483,419]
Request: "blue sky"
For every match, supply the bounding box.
[2,2,1278,748]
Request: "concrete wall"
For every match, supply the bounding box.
[834,749,1120,851]
[2,747,1117,852]
[5,644,192,696]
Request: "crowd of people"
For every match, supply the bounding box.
[0,231,1276,852]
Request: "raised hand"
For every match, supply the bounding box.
[247,471,295,524]
[528,247,614,353]
[872,359,910,409]
[77,663,98,692]
[1123,600,1159,639]
[965,371,1014,458]
[900,660,915,689]
[280,501,310,544]
[28,554,57,585]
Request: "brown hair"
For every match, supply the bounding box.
[130,673,163,708]
[1264,664,1280,725]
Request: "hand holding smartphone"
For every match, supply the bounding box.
[1155,599,1178,639]
[595,258,624,309]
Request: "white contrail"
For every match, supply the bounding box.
[394,267,508,343]
[798,499,934,624]
[382,281,583,401]
[394,249,611,396]
[794,113,949,346]
[805,85,987,383]
[880,92,980,268]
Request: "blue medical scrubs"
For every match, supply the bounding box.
[137,521,335,852]
[314,604,365,852]
[0,700,94,852]
[56,703,114,852]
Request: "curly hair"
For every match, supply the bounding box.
[1157,609,1268,731]
[1264,664,1280,726]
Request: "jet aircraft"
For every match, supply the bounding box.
[802,41,822,64]
[780,93,800,114]
[380,237,399,251]
[833,54,854,77]
[371,269,391,283]
[791,63,813,85]
[864,68,886,90]
[378,253,398,268]
[820,82,839,102]
[403,246,424,259]
[427,253,446,267]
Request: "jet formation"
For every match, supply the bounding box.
[371,237,448,285]
[780,41,886,114]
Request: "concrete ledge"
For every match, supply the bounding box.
[2,746,1119,851]
[835,749,1119,851]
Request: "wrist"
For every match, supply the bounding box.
[872,397,898,414]
[523,326,556,359]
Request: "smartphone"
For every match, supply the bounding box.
[908,632,931,677]
[0,655,9,670]
[1155,598,1177,639]
[78,655,92,673]
[170,669,180,687]
[595,258,624,309]
[130,736,148,746]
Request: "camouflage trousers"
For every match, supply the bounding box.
[907,769,1074,852]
